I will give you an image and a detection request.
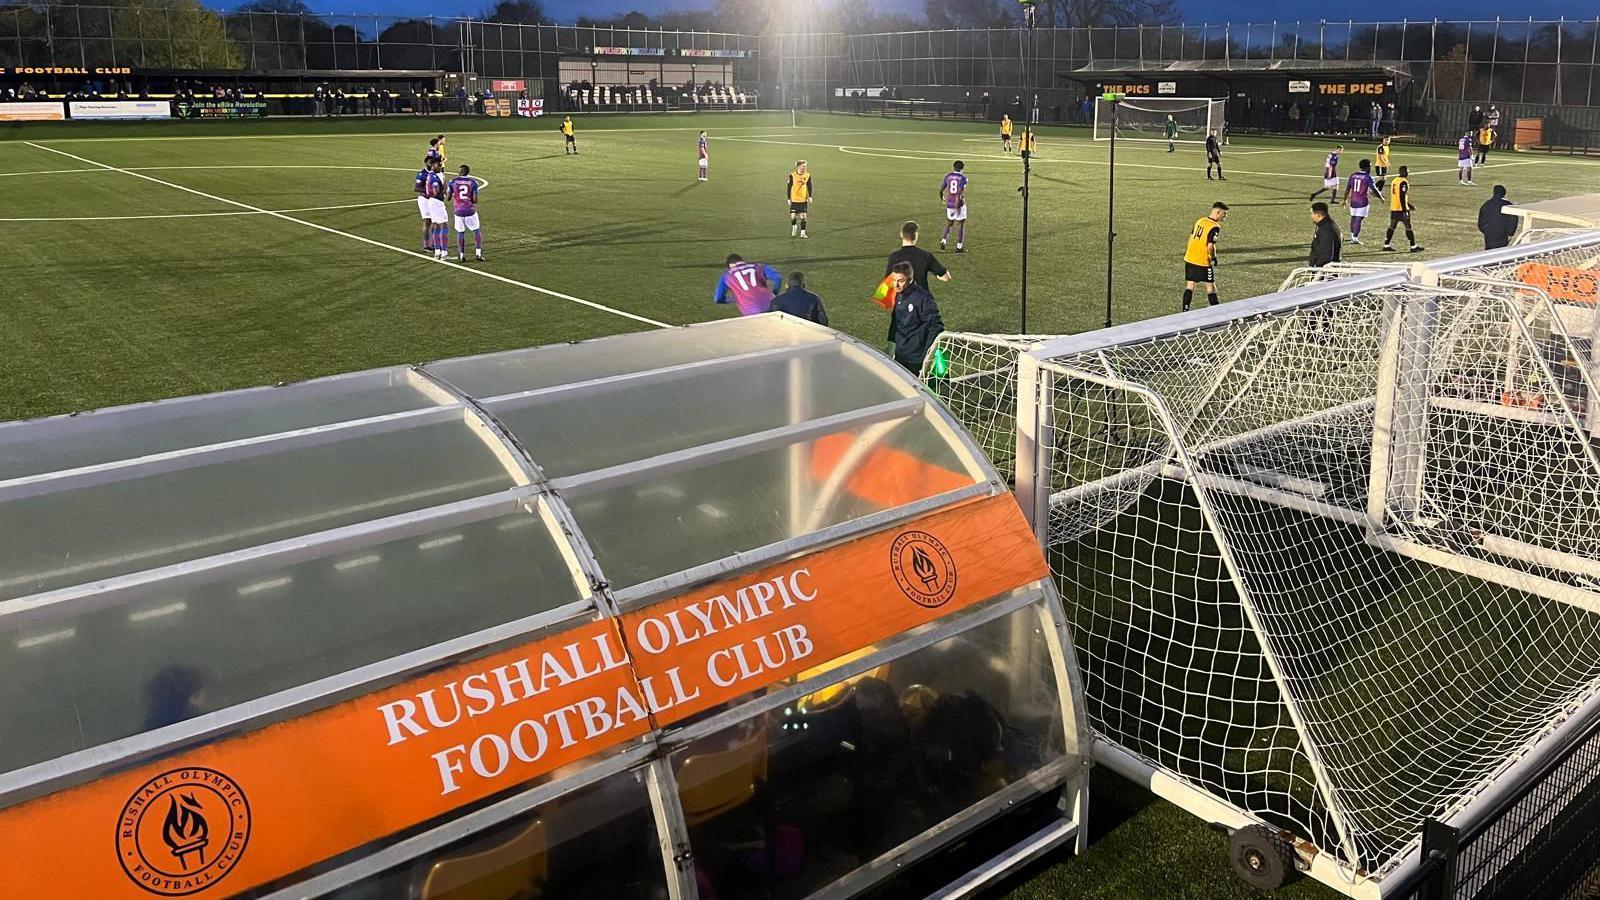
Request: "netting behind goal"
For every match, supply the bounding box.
[922,333,1059,486]
[908,235,1600,890]
[1024,237,1600,882]
[1094,97,1224,143]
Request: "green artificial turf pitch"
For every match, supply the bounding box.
[5,110,1599,428]
[6,110,1597,898]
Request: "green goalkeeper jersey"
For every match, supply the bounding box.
[1165,119,1178,139]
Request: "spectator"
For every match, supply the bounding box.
[886,221,952,296]
[887,262,944,373]
[1288,103,1301,132]
[1309,202,1342,267]
[769,272,828,325]
[143,665,207,731]
[1477,185,1518,250]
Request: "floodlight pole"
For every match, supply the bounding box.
[1104,92,1123,330]
[1018,0,1038,333]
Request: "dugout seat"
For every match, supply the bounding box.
[676,725,770,827]
[418,818,548,900]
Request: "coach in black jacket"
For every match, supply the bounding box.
[1478,185,1518,250]
[887,262,944,373]
[1309,202,1342,267]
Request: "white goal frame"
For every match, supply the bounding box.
[934,230,1600,899]
[1093,96,1225,143]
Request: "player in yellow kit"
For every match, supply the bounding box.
[1182,202,1228,311]
[786,160,814,238]
[1000,114,1014,152]
[1374,136,1392,187]
[561,116,577,154]
[1383,166,1424,253]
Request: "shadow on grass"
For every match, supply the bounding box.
[981,768,1343,900]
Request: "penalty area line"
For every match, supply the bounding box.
[23,141,670,330]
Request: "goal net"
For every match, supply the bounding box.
[1094,96,1224,143]
[921,333,1058,486]
[934,231,1600,892]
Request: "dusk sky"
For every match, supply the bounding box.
[262,0,1596,26]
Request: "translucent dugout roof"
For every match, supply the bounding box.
[0,315,992,785]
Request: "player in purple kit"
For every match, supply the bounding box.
[447,164,483,262]
[713,254,784,317]
[1457,131,1476,186]
[425,160,450,259]
[1344,158,1383,245]
[414,157,435,253]
[939,160,968,252]
[1310,145,1343,204]
[697,130,709,182]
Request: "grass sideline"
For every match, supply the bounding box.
[5,110,1595,898]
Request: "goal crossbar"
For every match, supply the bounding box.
[1093,96,1225,143]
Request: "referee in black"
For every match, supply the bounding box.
[1206,130,1225,181]
[886,221,952,296]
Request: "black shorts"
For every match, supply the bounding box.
[1390,210,1410,224]
[1207,152,1221,162]
[1001,132,1011,141]
[790,201,810,214]
[564,133,575,143]
[1184,262,1215,284]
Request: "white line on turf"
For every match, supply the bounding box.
[4,122,825,144]
[23,141,670,330]
[733,136,1562,181]
[0,199,417,222]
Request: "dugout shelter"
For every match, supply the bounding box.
[0,315,1090,900]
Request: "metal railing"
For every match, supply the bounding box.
[3,9,1600,116]
[1400,706,1600,900]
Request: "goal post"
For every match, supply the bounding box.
[1093,96,1225,143]
[928,230,1600,897]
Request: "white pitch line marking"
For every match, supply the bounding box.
[24,141,669,329]
[0,199,416,222]
[3,121,837,144]
[0,163,487,221]
[733,135,1564,182]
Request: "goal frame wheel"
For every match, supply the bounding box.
[1228,824,1292,891]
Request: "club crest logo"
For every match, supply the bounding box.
[116,767,251,896]
[890,530,958,608]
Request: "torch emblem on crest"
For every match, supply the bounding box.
[117,766,252,896]
[890,531,958,608]
[161,792,211,870]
